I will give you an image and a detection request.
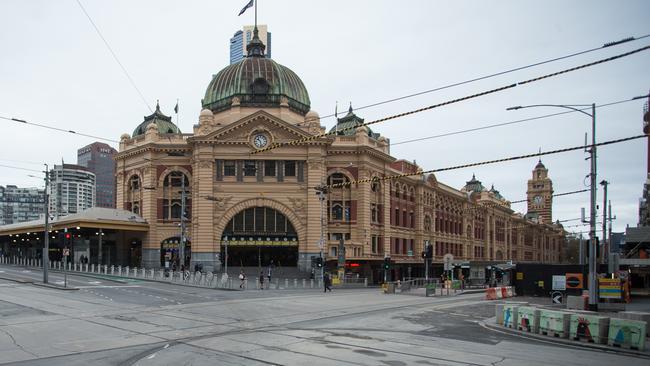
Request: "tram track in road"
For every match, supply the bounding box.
[119,294,487,366]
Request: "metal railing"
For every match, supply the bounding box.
[0,256,336,291]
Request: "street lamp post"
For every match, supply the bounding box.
[317,185,326,282]
[42,164,50,284]
[507,103,598,310]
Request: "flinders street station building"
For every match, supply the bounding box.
[0,29,564,283]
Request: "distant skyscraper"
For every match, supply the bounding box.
[229,25,271,64]
[78,142,117,208]
[49,164,96,218]
[0,185,45,225]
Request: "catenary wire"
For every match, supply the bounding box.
[75,0,153,113]
[2,93,645,152]
[509,189,589,204]
[0,116,119,143]
[251,44,650,154]
[279,34,650,128]
[324,134,646,189]
[391,97,644,147]
[0,164,43,173]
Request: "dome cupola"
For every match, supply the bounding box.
[202,27,310,115]
[132,101,181,137]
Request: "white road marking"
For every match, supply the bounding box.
[163,344,169,349]
[146,353,156,360]
[87,281,102,284]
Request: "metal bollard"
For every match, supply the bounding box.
[141,268,145,278]
[302,279,306,288]
[111,265,114,275]
[125,267,130,277]
[310,279,314,288]
[284,279,289,289]
[91,264,95,273]
[293,278,298,288]
[364,278,368,287]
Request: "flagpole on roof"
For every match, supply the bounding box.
[255,0,257,29]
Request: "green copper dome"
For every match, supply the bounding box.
[132,102,181,137]
[202,27,310,115]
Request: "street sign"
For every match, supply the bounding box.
[63,248,69,257]
[565,273,584,289]
[443,253,454,271]
[552,275,566,291]
[551,291,563,304]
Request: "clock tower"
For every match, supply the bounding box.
[526,160,553,223]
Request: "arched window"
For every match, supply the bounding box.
[163,171,189,187]
[332,204,343,220]
[129,175,140,191]
[160,171,191,220]
[127,175,141,215]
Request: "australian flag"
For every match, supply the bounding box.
[238,0,254,16]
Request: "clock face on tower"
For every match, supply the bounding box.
[533,195,543,204]
[253,134,268,149]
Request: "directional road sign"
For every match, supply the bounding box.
[551,291,563,304]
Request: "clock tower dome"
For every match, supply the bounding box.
[526,160,554,223]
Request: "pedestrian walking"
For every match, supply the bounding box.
[239,269,246,289]
[267,265,272,289]
[259,271,264,290]
[323,272,332,292]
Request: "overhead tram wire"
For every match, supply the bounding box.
[4,94,644,148]
[323,134,646,190]
[0,116,119,144]
[391,96,648,147]
[0,164,43,173]
[290,34,650,128]
[251,44,650,155]
[75,0,152,113]
[509,189,590,204]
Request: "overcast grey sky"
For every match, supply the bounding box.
[1,0,648,235]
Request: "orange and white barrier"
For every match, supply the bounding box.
[485,286,515,300]
[485,287,498,300]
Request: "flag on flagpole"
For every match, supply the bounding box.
[174,100,179,114]
[238,0,254,16]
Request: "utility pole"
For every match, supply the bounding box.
[600,180,608,266]
[42,164,50,284]
[587,103,598,311]
[316,185,327,282]
[180,176,186,270]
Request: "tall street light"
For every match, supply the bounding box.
[507,103,598,310]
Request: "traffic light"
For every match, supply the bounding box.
[383,257,391,270]
[64,233,71,240]
[316,257,323,268]
[425,243,433,258]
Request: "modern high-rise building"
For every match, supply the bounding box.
[49,164,96,218]
[77,142,117,208]
[0,185,45,225]
[229,25,271,64]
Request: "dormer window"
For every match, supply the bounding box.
[251,78,270,95]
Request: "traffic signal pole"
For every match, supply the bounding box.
[42,164,49,284]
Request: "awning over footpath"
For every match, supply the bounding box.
[0,207,149,236]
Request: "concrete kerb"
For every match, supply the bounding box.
[48,269,131,284]
[0,275,33,284]
[32,282,79,291]
[481,316,650,358]
[0,275,79,291]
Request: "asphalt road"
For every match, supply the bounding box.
[0,263,648,366]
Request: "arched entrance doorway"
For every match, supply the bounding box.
[160,237,192,269]
[222,207,298,268]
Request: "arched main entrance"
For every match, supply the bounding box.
[221,206,298,268]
